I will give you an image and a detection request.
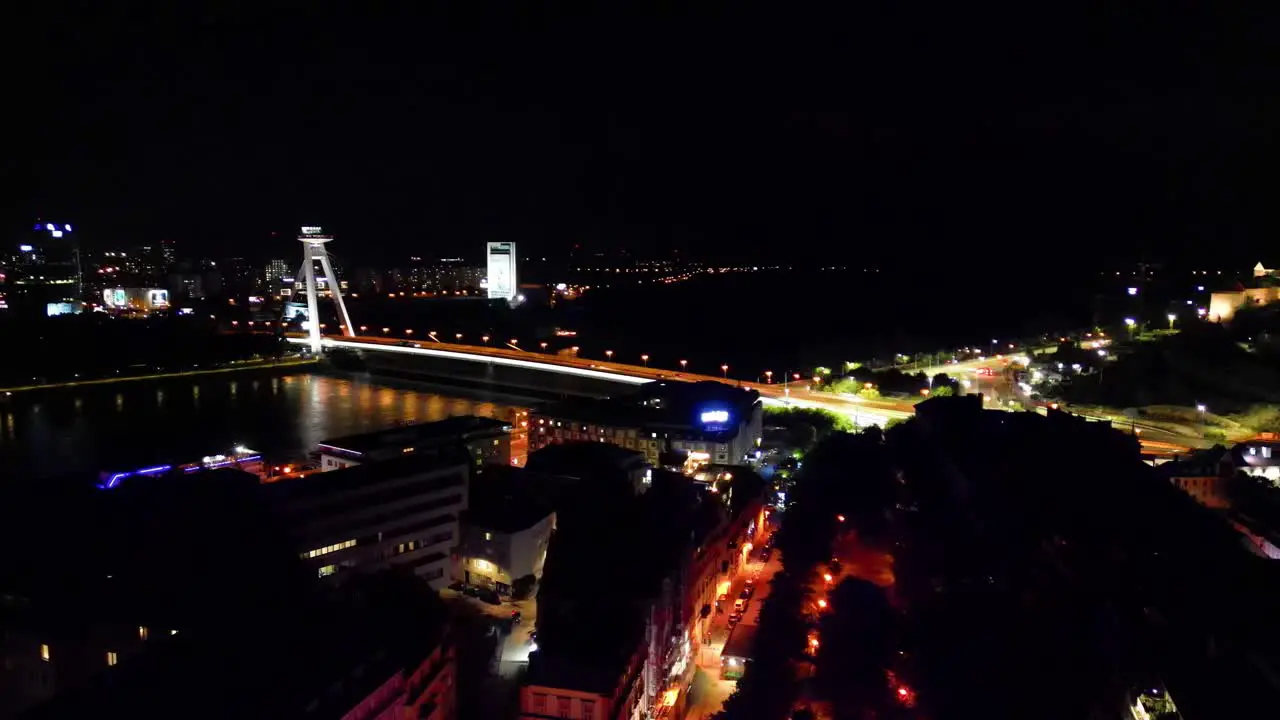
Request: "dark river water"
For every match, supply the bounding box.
[0,372,525,481]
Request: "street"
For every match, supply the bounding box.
[684,539,784,720]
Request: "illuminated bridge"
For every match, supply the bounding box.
[285,335,901,423]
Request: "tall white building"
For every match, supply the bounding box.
[486,242,518,301]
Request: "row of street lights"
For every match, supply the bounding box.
[276,323,814,383]
[367,326,747,377]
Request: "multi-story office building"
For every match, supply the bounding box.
[263,451,470,588]
[317,416,512,472]
[455,466,556,595]
[9,222,82,316]
[529,381,763,470]
[525,442,652,495]
[264,258,289,289]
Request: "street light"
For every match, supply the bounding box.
[382,327,390,334]
[721,364,729,378]
[455,333,463,341]
[680,359,688,371]
[764,370,773,383]
[540,342,549,351]
[482,335,490,344]
[641,354,649,367]
[1167,313,1177,330]
[605,350,613,361]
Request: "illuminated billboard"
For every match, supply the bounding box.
[102,287,170,310]
[46,302,80,317]
[699,407,734,432]
[486,242,517,300]
[283,302,309,320]
[700,410,730,424]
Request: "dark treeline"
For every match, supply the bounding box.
[0,315,290,386]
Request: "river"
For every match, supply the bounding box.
[0,372,526,481]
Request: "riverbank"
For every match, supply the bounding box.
[0,356,318,395]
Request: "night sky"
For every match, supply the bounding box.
[18,5,1280,267]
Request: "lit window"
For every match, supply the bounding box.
[107,651,118,667]
[1250,447,1258,456]
[40,644,50,662]
[485,532,492,541]
[318,564,337,578]
[138,626,148,640]
[1265,447,1273,459]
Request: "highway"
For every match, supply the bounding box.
[289,334,1190,456]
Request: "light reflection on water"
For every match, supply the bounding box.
[0,373,525,480]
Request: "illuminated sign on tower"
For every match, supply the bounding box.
[486,242,517,301]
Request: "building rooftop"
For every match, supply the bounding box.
[317,415,510,457]
[262,447,470,504]
[527,441,648,472]
[1158,446,1232,478]
[721,622,760,661]
[533,381,760,441]
[465,469,555,534]
[25,571,448,719]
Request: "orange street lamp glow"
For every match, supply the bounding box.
[641,354,649,367]
[605,350,614,360]
[817,598,828,609]
[823,573,833,583]
[680,359,688,370]
[837,514,846,522]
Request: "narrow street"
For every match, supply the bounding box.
[685,538,784,720]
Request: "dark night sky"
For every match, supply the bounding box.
[16,4,1280,267]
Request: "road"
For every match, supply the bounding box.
[685,542,784,720]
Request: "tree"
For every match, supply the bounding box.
[815,578,901,717]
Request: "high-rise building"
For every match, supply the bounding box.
[264,258,289,284]
[486,242,518,301]
[9,222,82,316]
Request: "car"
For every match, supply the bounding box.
[448,580,466,592]
[728,612,742,627]
[462,585,480,597]
[977,367,994,376]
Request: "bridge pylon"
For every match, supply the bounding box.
[296,226,354,353]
